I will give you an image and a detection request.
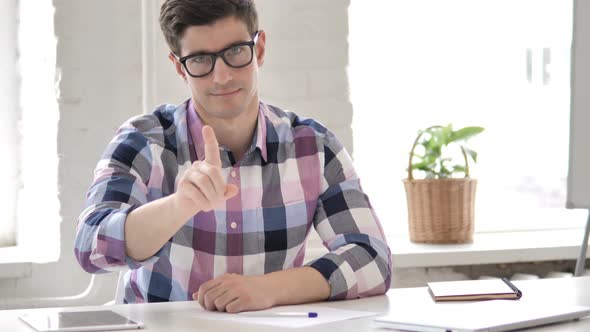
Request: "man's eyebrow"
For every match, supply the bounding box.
[185,38,250,56]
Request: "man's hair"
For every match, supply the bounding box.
[160,0,259,56]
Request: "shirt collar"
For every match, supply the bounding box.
[186,99,268,162]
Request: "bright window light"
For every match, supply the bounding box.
[349,0,585,236]
[0,0,18,248]
[0,0,60,262]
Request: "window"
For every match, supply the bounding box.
[349,0,584,237]
[0,0,60,262]
[0,0,19,248]
[17,0,60,262]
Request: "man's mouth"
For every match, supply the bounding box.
[211,88,240,97]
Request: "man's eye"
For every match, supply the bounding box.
[190,55,209,64]
[228,46,242,55]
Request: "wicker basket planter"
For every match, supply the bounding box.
[403,178,476,243]
[404,125,480,244]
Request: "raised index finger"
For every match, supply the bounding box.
[202,125,222,167]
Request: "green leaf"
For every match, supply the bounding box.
[449,126,484,143]
[411,161,433,171]
[424,138,440,153]
[409,124,483,179]
[461,146,478,163]
[438,125,453,145]
[452,165,466,172]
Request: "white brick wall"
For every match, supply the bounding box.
[257,0,353,152]
[0,0,140,302]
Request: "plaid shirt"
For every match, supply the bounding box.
[75,100,391,303]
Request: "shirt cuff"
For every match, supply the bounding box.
[307,252,352,300]
[102,204,162,270]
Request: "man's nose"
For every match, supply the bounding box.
[212,57,232,85]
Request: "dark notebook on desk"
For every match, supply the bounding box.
[427,278,522,301]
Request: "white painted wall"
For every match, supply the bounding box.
[0,0,351,308]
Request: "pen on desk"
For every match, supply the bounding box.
[238,311,318,318]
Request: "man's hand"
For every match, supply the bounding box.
[193,274,274,313]
[172,125,239,217]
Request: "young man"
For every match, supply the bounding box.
[75,0,391,313]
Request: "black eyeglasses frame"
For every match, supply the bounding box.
[176,31,260,78]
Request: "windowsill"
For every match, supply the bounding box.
[389,228,588,268]
[0,245,43,279]
[0,245,29,263]
[0,262,32,279]
[304,226,589,269]
[0,246,54,280]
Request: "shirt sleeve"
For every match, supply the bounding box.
[306,131,392,300]
[74,123,161,273]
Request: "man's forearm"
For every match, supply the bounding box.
[264,266,331,306]
[125,194,195,261]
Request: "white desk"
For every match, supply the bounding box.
[2,276,590,331]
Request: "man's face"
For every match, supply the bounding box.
[172,16,265,121]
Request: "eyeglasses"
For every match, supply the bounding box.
[176,31,260,78]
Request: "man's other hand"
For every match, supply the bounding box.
[193,273,274,313]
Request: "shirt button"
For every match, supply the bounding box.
[231,170,237,177]
[230,222,237,229]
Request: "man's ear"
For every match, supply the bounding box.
[168,52,187,82]
[255,30,266,67]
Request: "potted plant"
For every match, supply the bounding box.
[403,124,484,243]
